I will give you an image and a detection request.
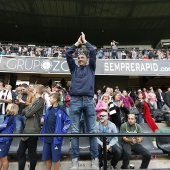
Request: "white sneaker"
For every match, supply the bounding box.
[91,157,99,169]
[71,158,79,170]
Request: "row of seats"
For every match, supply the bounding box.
[8,123,170,158]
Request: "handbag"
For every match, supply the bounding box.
[128,107,139,115]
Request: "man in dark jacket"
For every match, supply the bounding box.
[66,32,99,170]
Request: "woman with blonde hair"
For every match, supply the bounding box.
[95,93,110,120]
[0,103,19,170]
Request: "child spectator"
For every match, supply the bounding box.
[0,103,19,170]
[41,93,70,170]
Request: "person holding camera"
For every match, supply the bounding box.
[111,40,119,59]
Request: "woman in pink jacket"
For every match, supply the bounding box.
[95,93,110,121]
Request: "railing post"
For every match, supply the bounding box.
[103,135,107,170]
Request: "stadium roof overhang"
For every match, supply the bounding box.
[0,0,170,47]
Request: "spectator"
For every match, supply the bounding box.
[5,84,17,103]
[95,93,110,121]
[15,84,34,133]
[17,85,45,170]
[120,90,134,109]
[156,88,164,110]
[41,93,70,170]
[120,114,151,169]
[94,89,103,105]
[148,88,157,109]
[58,89,64,108]
[0,103,19,170]
[43,86,52,111]
[0,79,12,123]
[96,111,122,169]
[64,89,71,116]
[111,40,119,59]
[97,48,104,59]
[161,103,170,114]
[66,32,99,169]
[108,92,128,131]
[135,93,145,123]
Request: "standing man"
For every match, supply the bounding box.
[0,79,12,123]
[120,114,151,169]
[15,84,34,133]
[66,32,99,170]
[17,85,45,170]
[156,88,164,110]
[111,40,119,59]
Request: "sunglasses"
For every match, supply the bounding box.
[100,115,107,117]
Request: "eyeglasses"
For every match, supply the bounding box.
[100,115,107,117]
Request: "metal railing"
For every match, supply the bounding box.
[0,133,169,170]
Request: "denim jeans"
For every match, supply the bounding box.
[70,96,98,159]
[0,114,5,124]
[122,143,151,169]
[65,107,70,116]
[16,113,26,133]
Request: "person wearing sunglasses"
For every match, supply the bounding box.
[96,111,122,169]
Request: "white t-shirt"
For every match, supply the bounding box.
[44,92,51,109]
[0,89,12,114]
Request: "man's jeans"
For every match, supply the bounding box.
[122,143,151,169]
[16,113,26,133]
[70,96,98,159]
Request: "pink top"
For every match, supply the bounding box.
[95,100,108,118]
[148,92,157,102]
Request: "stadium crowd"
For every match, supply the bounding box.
[0,43,170,60]
[1,77,170,169]
[1,32,170,170]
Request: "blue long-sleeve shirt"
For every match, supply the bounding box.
[66,42,96,97]
[0,115,16,143]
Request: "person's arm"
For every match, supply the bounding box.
[0,117,9,130]
[22,98,43,118]
[66,35,83,72]
[161,105,170,114]
[81,32,96,71]
[61,110,71,133]
[108,124,118,146]
[95,100,102,112]
[96,122,103,146]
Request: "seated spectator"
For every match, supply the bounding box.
[120,114,151,169]
[96,111,122,169]
[95,93,110,121]
[161,103,170,114]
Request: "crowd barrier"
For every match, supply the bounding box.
[0,133,170,170]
